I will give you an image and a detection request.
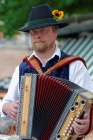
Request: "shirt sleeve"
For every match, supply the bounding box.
[0,66,19,116]
[69,60,93,93]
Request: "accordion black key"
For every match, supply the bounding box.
[16,74,93,140]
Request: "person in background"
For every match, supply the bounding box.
[0,4,93,137]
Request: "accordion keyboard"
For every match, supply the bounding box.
[56,96,91,140]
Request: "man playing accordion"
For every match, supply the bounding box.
[0,4,93,139]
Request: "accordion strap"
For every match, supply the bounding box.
[23,56,43,74]
[24,55,86,74]
[45,56,86,74]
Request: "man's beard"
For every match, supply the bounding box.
[32,42,50,52]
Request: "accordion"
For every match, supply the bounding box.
[16,74,93,140]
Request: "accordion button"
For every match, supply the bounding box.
[81,100,85,105]
[75,102,79,107]
[56,134,61,140]
[70,107,75,112]
[62,133,65,136]
[67,133,70,136]
[64,129,67,133]
[76,113,80,118]
[70,117,74,121]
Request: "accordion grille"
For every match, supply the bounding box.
[31,74,73,140]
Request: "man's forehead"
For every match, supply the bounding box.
[30,26,53,32]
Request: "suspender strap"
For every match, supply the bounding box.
[24,56,86,75]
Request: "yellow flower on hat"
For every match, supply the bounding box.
[52,9,64,21]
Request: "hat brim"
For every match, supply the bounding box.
[19,18,68,32]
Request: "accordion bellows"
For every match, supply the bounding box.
[16,74,93,140]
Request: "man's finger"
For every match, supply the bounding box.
[75,118,89,125]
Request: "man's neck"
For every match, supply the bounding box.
[35,45,56,64]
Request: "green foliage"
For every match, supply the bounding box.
[0,0,33,36]
[0,0,93,37]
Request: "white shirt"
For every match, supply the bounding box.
[0,47,93,115]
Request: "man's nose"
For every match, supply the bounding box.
[35,32,42,39]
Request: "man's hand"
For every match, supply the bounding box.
[72,110,90,135]
[2,101,19,120]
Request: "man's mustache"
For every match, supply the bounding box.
[33,41,44,44]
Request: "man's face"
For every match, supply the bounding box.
[30,26,57,52]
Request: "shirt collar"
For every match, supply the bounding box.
[29,42,61,66]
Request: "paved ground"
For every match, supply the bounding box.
[0,47,30,79]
